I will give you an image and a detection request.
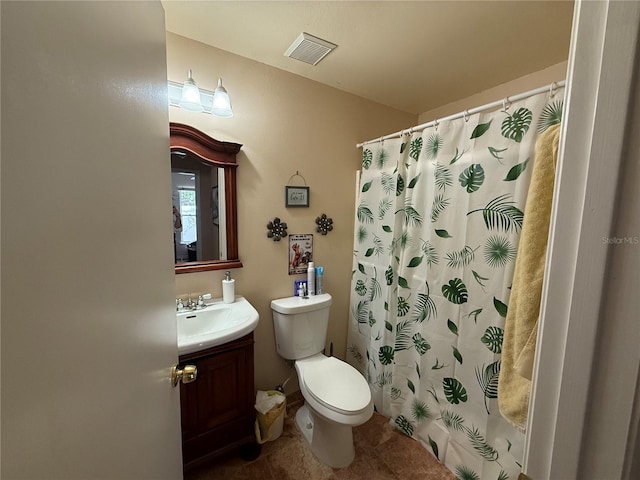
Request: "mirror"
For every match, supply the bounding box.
[170,123,242,274]
[171,152,222,263]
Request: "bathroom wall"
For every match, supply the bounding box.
[167,32,416,393]
[418,61,568,122]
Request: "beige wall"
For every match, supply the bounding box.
[167,32,416,392]
[418,61,568,123]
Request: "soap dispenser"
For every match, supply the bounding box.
[222,271,235,304]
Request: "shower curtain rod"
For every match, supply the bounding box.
[356,80,566,148]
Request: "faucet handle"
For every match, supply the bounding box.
[176,298,184,310]
[197,295,205,308]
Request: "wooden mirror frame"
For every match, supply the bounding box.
[170,123,243,274]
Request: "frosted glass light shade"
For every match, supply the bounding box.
[211,78,233,118]
[168,71,234,117]
[179,70,204,112]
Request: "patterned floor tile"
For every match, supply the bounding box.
[187,394,455,480]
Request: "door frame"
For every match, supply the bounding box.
[524,0,640,478]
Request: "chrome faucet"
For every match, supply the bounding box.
[177,293,212,311]
[185,296,196,310]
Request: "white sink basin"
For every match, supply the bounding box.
[177,296,259,355]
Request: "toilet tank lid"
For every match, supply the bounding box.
[271,293,332,314]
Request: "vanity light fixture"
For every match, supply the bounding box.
[168,69,234,118]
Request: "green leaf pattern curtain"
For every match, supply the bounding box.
[347,89,564,480]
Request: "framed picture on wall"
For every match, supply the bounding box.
[288,233,313,275]
[285,186,310,208]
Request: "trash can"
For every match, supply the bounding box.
[254,390,286,444]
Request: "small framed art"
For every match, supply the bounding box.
[285,186,310,208]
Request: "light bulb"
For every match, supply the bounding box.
[211,78,233,118]
[179,69,204,112]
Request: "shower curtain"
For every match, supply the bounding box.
[347,89,563,480]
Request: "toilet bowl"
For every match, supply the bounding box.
[295,354,373,467]
[296,354,373,424]
[271,294,374,468]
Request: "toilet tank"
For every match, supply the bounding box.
[271,293,332,360]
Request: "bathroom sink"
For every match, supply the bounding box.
[177,296,259,355]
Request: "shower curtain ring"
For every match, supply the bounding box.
[549,82,558,98]
[502,97,511,112]
[463,110,470,123]
[433,119,439,131]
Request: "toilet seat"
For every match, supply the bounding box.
[297,355,371,415]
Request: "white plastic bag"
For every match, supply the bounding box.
[254,390,286,443]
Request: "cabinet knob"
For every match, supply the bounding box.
[171,364,198,387]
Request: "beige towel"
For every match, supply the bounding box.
[498,124,561,430]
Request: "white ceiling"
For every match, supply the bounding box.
[162,1,574,115]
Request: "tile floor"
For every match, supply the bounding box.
[185,393,456,480]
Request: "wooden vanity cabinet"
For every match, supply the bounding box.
[178,332,256,470]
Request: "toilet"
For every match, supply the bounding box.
[271,293,373,468]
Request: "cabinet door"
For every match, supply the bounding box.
[179,334,255,467]
[195,347,251,432]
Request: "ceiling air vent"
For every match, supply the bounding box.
[284,32,337,66]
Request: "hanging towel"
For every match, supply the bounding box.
[498,124,561,430]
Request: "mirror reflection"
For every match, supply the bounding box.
[171,150,224,263]
[169,122,242,274]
